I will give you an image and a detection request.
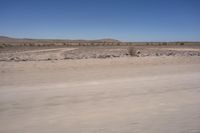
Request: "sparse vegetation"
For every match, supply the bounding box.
[162,42,167,45]
[29,43,34,46]
[0,45,4,48]
[128,47,138,57]
[0,43,6,48]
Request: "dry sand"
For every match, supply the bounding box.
[1,45,200,61]
[0,56,200,133]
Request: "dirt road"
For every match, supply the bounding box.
[0,57,200,133]
[16,47,77,54]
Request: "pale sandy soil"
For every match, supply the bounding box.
[0,57,200,133]
[1,45,200,61]
[164,48,200,51]
[16,47,77,54]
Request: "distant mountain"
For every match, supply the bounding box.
[0,36,15,40]
[0,35,120,42]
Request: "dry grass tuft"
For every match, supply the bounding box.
[128,47,138,57]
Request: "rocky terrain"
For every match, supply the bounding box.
[0,45,200,61]
[1,36,200,61]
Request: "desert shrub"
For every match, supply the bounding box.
[0,43,7,48]
[128,47,138,57]
[162,42,167,45]
[29,43,34,46]
[180,42,184,45]
[116,42,120,46]
[4,43,12,47]
[0,45,4,48]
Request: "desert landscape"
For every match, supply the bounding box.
[1,0,200,132]
[1,36,200,61]
[0,36,200,133]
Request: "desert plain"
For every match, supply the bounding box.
[0,38,200,133]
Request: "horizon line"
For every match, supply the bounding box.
[0,35,200,42]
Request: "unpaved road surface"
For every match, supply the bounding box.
[16,47,77,54]
[0,57,200,133]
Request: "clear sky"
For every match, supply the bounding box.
[0,0,199,41]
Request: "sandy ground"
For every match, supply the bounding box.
[1,45,200,61]
[0,57,200,133]
[16,47,77,54]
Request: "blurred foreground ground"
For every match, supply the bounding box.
[0,56,200,133]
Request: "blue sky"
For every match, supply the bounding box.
[0,0,199,41]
